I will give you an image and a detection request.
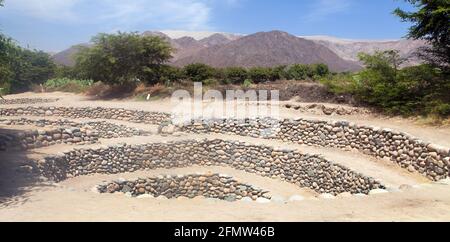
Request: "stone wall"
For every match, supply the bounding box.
[2,106,447,181]
[284,103,370,116]
[180,119,450,181]
[98,174,270,202]
[36,139,384,195]
[0,106,171,124]
[0,133,16,151]
[0,127,99,150]
[0,98,59,105]
[0,118,151,138]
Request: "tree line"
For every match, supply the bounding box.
[58,31,331,85]
[0,34,56,94]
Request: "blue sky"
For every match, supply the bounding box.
[0,0,415,52]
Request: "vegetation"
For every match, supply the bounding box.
[319,0,450,117]
[74,32,173,85]
[394,0,450,70]
[0,34,56,93]
[247,67,276,83]
[182,63,217,83]
[0,2,56,93]
[321,50,449,116]
[223,67,248,84]
[43,78,94,93]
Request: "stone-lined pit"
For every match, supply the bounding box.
[181,118,450,181]
[3,106,447,181]
[35,139,384,195]
[97,174,270,202]
[0,98,59,105]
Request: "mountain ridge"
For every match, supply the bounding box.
[173,31,361,72]
[52,30,426,71]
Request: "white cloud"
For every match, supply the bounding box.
[303,0,352,23]
[4,0,214,30]
[6,0,79,21]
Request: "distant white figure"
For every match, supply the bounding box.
[146,94,151,101]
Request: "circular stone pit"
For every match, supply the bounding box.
[35,139,385,195]
[97,173,270,202]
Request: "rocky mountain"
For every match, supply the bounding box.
[302,35,427,66]
[52,30,425,71]
[173,31,362,72]
[199,33,241,47]
[143,31,240,61]
[51,44,90,66]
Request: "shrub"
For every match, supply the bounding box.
[44,78,94,93]
[74,32,173,85]
[1,34,56,93]
[203,78,219,86]
[319,73,359,94]
[242,79,254,88]
[183,63,216,83]
[285,64,314,80]
[54,65,78,79]
[150,65,185,86]
[248,67,273,83]
[312,63,330,77]
[223,67,248,84]
[321,50,450,117]
[267,66,286,81]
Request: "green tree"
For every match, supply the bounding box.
[394,0,450,69]
[312,63,330,77]
[271,65,288,80]
[156,65,185,85]
[0,34,13,94]
[1,33,55,93]
[248,67,273,83]
[286,64,314,80]
[9,49,56,92]
[75,32,173,84]
[223,67,248,84]
[183,63,216,83]
[355,50,449,115]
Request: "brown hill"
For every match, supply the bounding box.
[173,31,361,72]
[302,36,427,67]
[199,33,240,47]
[51,44,90,66]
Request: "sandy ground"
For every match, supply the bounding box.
[0,92,450,221]
[4,91,450,147]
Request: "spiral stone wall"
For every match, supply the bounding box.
[98,174,270,202]
[2,106,448,181]
[35,139,384,195]
[181,119,450,181]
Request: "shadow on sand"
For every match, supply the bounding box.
[0,127,52,208]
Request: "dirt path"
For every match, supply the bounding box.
[0,177,449,222]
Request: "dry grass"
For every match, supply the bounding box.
[85,82,137,100]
